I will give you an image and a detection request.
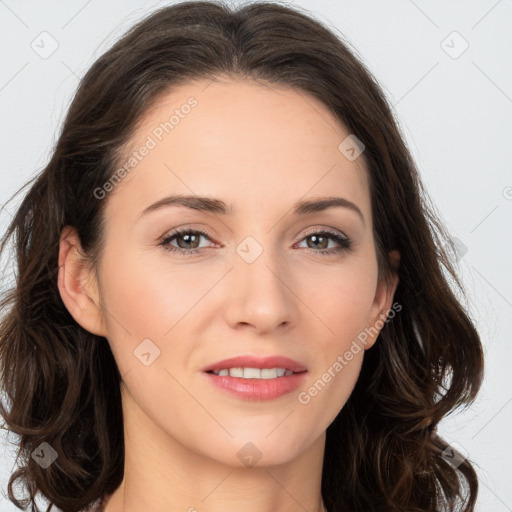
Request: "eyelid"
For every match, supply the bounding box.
[298,225,348,239]
[159,224,217,241]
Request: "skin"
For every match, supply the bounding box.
[58,76,399,512]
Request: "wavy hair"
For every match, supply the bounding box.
[0,1,484,511]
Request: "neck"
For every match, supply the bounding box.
[104,384,327,512]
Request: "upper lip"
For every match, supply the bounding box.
[202,355,307,373]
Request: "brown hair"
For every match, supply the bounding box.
[0,1,484,511]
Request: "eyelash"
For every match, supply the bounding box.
[158,227,353,256]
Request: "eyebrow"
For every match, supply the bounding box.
[139,194,364,224]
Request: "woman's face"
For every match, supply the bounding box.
[67,77,398,467]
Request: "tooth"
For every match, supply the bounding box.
[243,368,261,379]
[260,368,278,379]
[212,367,295,378]
[229,367,244,378]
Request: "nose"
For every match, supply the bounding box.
[223,245,296,335]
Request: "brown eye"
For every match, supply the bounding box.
[305,233,329,250]
[159,229,213,254]
[173,232,202,250]
[298,230,352,255]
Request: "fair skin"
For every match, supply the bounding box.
[58,77,399,512]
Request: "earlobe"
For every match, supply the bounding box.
[57,226,107,337]
[364,249,401,350]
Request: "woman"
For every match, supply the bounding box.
[0,1,484,511]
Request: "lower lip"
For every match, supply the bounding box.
[204,371,307,401]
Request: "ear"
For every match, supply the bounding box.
[364,249,400,350]
[57,225,107,337]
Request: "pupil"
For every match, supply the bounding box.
[179,233,198,249]
[309,235,327,250]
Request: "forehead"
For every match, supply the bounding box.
[108,77,370,221]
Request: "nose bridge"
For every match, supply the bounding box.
[224,233,294,331]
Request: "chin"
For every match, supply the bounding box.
[225,433,310,469]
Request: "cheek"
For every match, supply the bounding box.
[298,271,373,424]
[297,255,377,407]
[96,248,173,372]
[300,258,378,347]
[99,248,191,336]
[298,348,364,425]
[97,247,213,378]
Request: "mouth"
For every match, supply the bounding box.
[202,355,308,400]
[202,354,307,376]
[205,367,305,378]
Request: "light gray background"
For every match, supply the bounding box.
[0,1,511,510]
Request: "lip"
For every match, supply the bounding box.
[204,372,307,401]
[202,355,307,373]
[202,354,308,401]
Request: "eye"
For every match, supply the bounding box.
[158,228,214,255]
[296,229,353,256]
[158,227,353,256]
